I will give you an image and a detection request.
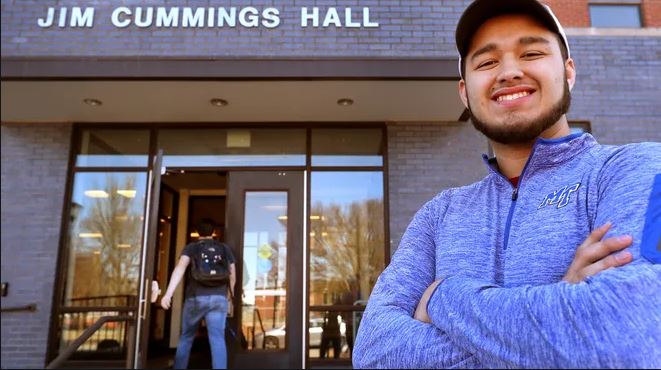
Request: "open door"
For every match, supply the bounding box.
[133,150,163,368]
[225,171,305,369]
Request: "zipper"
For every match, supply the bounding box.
[500,145,538,251]
[503,187,518,250]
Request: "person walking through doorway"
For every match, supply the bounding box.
[161,219,236,369]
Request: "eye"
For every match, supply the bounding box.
[476,59,497,70]
[522,51,544,59]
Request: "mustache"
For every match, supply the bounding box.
[466,80,571,145]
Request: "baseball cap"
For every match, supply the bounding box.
[455,0,570,78]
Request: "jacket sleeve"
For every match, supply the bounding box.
[426,143,661,368]
[353,194,478,369]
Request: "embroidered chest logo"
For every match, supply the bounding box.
[538,183,581,209]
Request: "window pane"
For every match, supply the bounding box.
[590,5,641,28]
[158,129,305,167]
[243,192,288,350]
[58,172,147,358]
[63,172,148,305]
[59,312,129,359]
[77,129,150,167]
[309,171,385,359]
[311,129,383,166]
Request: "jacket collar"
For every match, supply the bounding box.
[482,133,598,182]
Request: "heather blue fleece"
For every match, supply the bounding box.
[353,133,661,368]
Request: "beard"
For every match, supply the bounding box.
[467,79,571,145]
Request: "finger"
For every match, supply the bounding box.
[580,222,613,249]
[582,250,633,278]
[582,235,633,263]
[574,223,613,264]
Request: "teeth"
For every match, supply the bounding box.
[497,91,530,102]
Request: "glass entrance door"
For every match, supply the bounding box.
[133,151,163,368]
[225,171,304,369]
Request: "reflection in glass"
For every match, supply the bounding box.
[76,129,150,167]
[242,192,288,350]
[59,314,128,355]
[309,172,384,359]
[311,129,383,166]
[159,129,305,167]
[59,172,148,356]
[64,172,147,304]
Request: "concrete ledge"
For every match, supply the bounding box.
[1,57,459,80]
[565,27,661,36]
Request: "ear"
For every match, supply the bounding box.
[565,57,576,91]
[459,79,469,108]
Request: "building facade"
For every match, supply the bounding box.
[1,0,659,368]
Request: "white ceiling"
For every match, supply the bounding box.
[1,80,464,123]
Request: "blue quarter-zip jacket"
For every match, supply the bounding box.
[353,133,661,368]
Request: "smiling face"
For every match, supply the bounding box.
[460,14,575,145]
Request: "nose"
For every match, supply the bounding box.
[496,56,524,84]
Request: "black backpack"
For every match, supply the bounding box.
[189,240,231,287]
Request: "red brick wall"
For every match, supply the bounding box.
[642,0,661,27]
[544,0,590,27]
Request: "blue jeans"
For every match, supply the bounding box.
[174,295,228,369]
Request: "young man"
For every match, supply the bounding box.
[161,219,236,369]
[353,0,661,368]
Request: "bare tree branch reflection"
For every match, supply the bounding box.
[310,199,384,305]
[70,175,144,305]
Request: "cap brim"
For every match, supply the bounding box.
[456,0,564,59]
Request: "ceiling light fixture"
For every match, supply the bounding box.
[210,98,229,107]
[83,98,103,106]
[337,98,354,106]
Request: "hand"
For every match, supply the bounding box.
[563,222,633,284]
[227,296,234,318]
[161,294,172,310]
[150,280,161,304]
[414,279,443,323]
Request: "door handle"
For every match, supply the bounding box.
[139,278,149,321]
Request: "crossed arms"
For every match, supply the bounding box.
[353,145,661,368]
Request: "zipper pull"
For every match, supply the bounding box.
[512,188,518,201]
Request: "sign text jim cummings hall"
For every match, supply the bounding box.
[37,6,381,29]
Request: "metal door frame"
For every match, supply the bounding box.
[225,170,305,369]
